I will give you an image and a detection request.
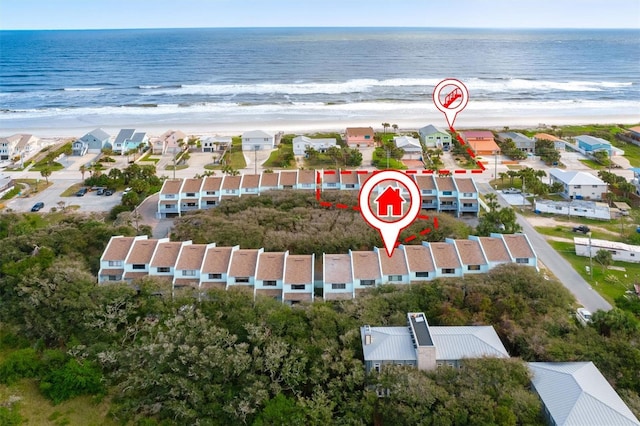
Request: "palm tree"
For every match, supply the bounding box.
[40,167,52,184]
[381,123,390,134]
[79,164,87,180]
[498,172,508,184]
[392,124,398,133]
[506,170,518,186]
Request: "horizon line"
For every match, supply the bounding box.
[1,25,639,31]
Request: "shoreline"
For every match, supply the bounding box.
[1,115,639,139]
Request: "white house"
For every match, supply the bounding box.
[393,135,422,157]
[575,237,640,263]
[202,136,232,153]
[418,125,451,150]
[0,134,40,161]
[548,168,608,201]
[242,130,275,151]
[534,199,611,220]
[292,135,337,156]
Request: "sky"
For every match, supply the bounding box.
[1,0,639,30]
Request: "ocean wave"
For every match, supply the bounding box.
[466,78,633,92]
[62,87,104,91]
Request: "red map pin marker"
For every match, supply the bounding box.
[359,170,421,257]
[433,78,469,129]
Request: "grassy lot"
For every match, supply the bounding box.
[164,164,189,171]
[579,159,604,170]
[534,225,624,243]
[30,162,64,172]
[0,379,116,426]
[262,145,293,169]
[61,183,86,197]
[548,240,639,304]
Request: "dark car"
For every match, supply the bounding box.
[104,189,114,196]
[572,225,591,234]
[75,187,88,197]
[31,202,44,212]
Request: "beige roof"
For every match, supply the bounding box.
[284,255,313,284]
[402,245,435,272]
[279,171,297,186]
[379,248,409,275]
[454,240,486,266]
[260,172,279,187]
[430,242,461,268]
[346,127,374,137]
[99,268,124,275]
[150,241,183,267]
[455,178,475,193]
[228,249,260,277]
[161,180,182,195]
[175,244,207,270]
[414,175,436,190]
[202,176,223,192]
[324,254,353,283]
[478,237,511,263]
[103,236,137,261]
[323,171,339,184]
[351,251,381,280]
[297,169,316,185]
[123,271,148,279]
[160,129,187,142]
[534,133,562,142]
[503,234,534,259]
[181,178,203,194]
[341,171,358,185]
[358,171,373,186]
[435,176,455,191]
[126,238,160,265]
[241,174,260,189]
[222,175,241,190]
[256,252,286,280]
[202,246,234,274]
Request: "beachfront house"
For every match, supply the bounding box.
[576,135,624,157]
[0,134,40,161]
[241,130,275,151]
[496,132,535,153]
[393,135,422,158]
[459,130,500,156]
[292,135,337,156]
[548,168,607,201]
[202,135,231,153]
[345,127,375,147]
[534,133,565,151]
[73,128,111,156]
[418,125,451,150]
[113,129,149,155]
[151,130,187,155]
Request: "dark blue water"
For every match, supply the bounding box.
[0,28,638,132]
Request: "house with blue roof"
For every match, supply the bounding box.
[576,135,624,157]
[72,128,111,156]
[113,129,149,155]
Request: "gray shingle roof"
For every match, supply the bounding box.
[529,362,640,426]
[115,129,136,144]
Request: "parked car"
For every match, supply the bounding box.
[122,187,132,196]
[96,188,105,195]
[502,187,522,194]
[75,187,88,197]
[104,189,114,196]
[576,307,592,326]
[31,202,44,212]
[572,225,591,234]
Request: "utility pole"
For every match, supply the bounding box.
[386,148,390,169]
[494,149,499,181]
[254,146,258,175]
[588,232,593,280]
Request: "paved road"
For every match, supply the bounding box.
[476,182,612,313]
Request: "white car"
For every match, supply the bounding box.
[502,187,522,194]
[576,308,592,326]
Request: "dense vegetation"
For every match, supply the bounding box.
[171,191,472,255]
[1,199,639,424]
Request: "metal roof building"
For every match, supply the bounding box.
[529,362,640,426]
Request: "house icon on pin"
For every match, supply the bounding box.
[375,186,405,217]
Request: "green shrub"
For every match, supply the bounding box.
[0,405,21,426]
[0,348,42,384]
[40,359,104,404]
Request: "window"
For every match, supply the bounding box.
[186,202,197,207]
[364,135,371,139]
[387,275,402,282]
[225,189,235,194]
[108,275,117,281]
[291,284,306,290]
[206,191,217,195]
[467,265,481,271]
[463,203,474,208]
[441,268,455,274]
[345,184,355,189]
[326,183,337,187]
[416,271,429,278]
[182,270,196,277]
[186,192,195,197]
[422,189,432,195]
[132,264,145,270]
[264,280,277,286]
[443,191,453,196]
[206,200,216,205]
[373,363,381,373]
[157,267,170,273]
[208,273,222,279]
[631,253,635,257]
[235,277,249,283]
[332,283,346,290]
[441,201,454,206]
[574,185,581,189]
[165,194,175,199]
[165,204,175,209]
[463,192,474,197]
[515,258,529,264]
[245,187,257,192]
[360,280,375,286]
[592,185,599,188]
[108,260,123,267]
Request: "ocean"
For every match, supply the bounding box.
[1,27,639,135]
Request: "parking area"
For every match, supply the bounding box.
[498,191,532,206]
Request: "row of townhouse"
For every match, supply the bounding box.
[98,233,537,301]
[157,170,481,218]
[0,134,41,161]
